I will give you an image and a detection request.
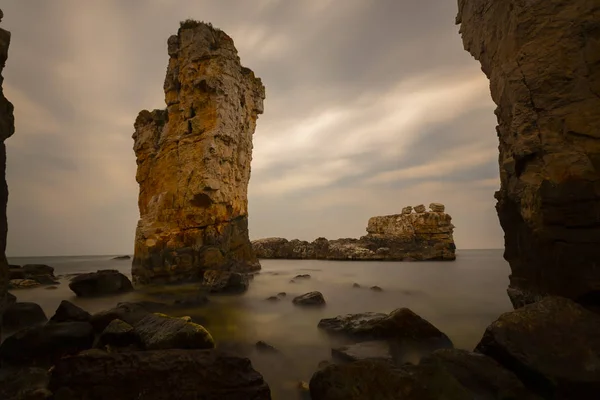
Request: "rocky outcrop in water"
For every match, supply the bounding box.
[457,0,600,308]
[252,203,456,261]
[132,20,265,284]
[0,8,14,342]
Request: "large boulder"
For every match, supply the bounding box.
[0,322,94,366]
[49,300,91,323]
[48,349,272,399]
[201,270,249,294]
[69,269,133,297]
[134,312,214,350]
[2,302,47,332]
[475,296,600,398]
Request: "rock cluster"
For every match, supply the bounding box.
[0,8,14,341]
[457,0,600,307]
[8,264,59,289]
[132,20,265,284]
[252,203,455,261]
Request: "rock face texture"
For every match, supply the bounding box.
[457,1,600,307]
[0,9,14,341]
[252,203,456,261]
[132,21,265,284]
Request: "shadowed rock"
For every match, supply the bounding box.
[2,302,47,332]
[69,270,133,297]
[293,291,326,307]
[49,300,91,323]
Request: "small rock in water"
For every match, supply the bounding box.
[293,291,326,307]
[277,292,287,297]
[294,274,311,279]
[9,279,41,289]
[266,296,280,302]
[69,270,134,297]
[111,255,131,260]
[370,285,383,292]
[352,283,361,288]
[255,341,279,354]
[289,279,296,283]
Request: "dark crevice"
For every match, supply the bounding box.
[514,153,536,177]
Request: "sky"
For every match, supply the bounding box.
[0,0,504,257]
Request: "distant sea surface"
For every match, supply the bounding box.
[7,249,512,399]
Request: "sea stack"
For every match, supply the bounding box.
[0,8,15,338]
[457,0,600,307]
[132,20,265,284]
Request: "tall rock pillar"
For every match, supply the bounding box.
[132,21,265,284]
[457,0,600,307]
[0,9,15,338]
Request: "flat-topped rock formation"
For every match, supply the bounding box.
[132,20,265,284]
[458,0,600,308]
[0,9,15,340]
[252,203,456,261]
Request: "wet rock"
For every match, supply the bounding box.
[332,340,393,364]
[370,286,383,292]
[111,255,130,260]
[294,274,311,279]
[69,269,133,297]
[30,274,58,285]
[318,308,452,346]
[2,302,47,332]
[90,302,155,332]
[266,296,280,301]
[8,267,25,280]
[22,264,54,277]
[293,291,326,307]
[0,367,50,400]
[201,270,249,294]
[475,296,600,398]
[48,349,272,399]
[172,293,210,307]
[352,283,361,288]
[98,319,138,348]
[0,322,94,366]
[49,300,91,323]
[255,340,279,354]
[8,279,40,289]
[277,292,286,297]
[133,312,214,350]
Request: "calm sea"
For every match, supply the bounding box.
[7,249,512,399]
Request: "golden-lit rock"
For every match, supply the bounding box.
[457,0,600,307]
[132,21,265,284]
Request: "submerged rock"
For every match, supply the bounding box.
[2,302,47,332]
[255,340,279,354]
[0,322,94,366]
[475,296,600,398]
[111,255,130,260]
[68,269,133,297]
[370,286,383,292]
[49,349,271,399]
[131,20,265,285]
[293,291,326,307]
[49,300,91,324]
[201,270,249,294]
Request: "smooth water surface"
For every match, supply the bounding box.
[8,249,512,399]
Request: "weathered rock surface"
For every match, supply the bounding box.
[252,204,455,261]
[2,302,47,333]
[0,322,95,366]
[132,20,265,284]
[331,340,393,364]
[97,319,138,349]
[0,367,50,400]
[48,349,272,399]
[48,300,91,324]
[292,291,326,307]
[68,269,133,297]
[90,302,157,332]
[8,278,40,289]
[0,9,14,342]
[133,312,215,350]
[457,0,600,306]
[7,264,58,287]
[201,269,249,293]
[475,296,600,398]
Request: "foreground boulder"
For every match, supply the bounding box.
[49,349,272,399]
[310,349,539,400]
[97,319,138,349]
[0,367,50,400]
[201,270,249,294]
[1,302,47,332]
[318,308,452,346]
[49,300,91,323]
[131,20,265,285]
[475,296,600,398]
[0,322,94,366]
[69,269,133,297]
[90,302,158,332]
[134,312,214,350]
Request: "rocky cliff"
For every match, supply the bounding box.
[457,0,600,308]
[0,9,14,339]
[252,203,456,261]
[132,21,265,284]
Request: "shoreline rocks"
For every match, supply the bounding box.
[68,270,134,297]
[131,20,265,285]
[252,204,456,261]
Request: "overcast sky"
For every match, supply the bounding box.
[1,0,503,257]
